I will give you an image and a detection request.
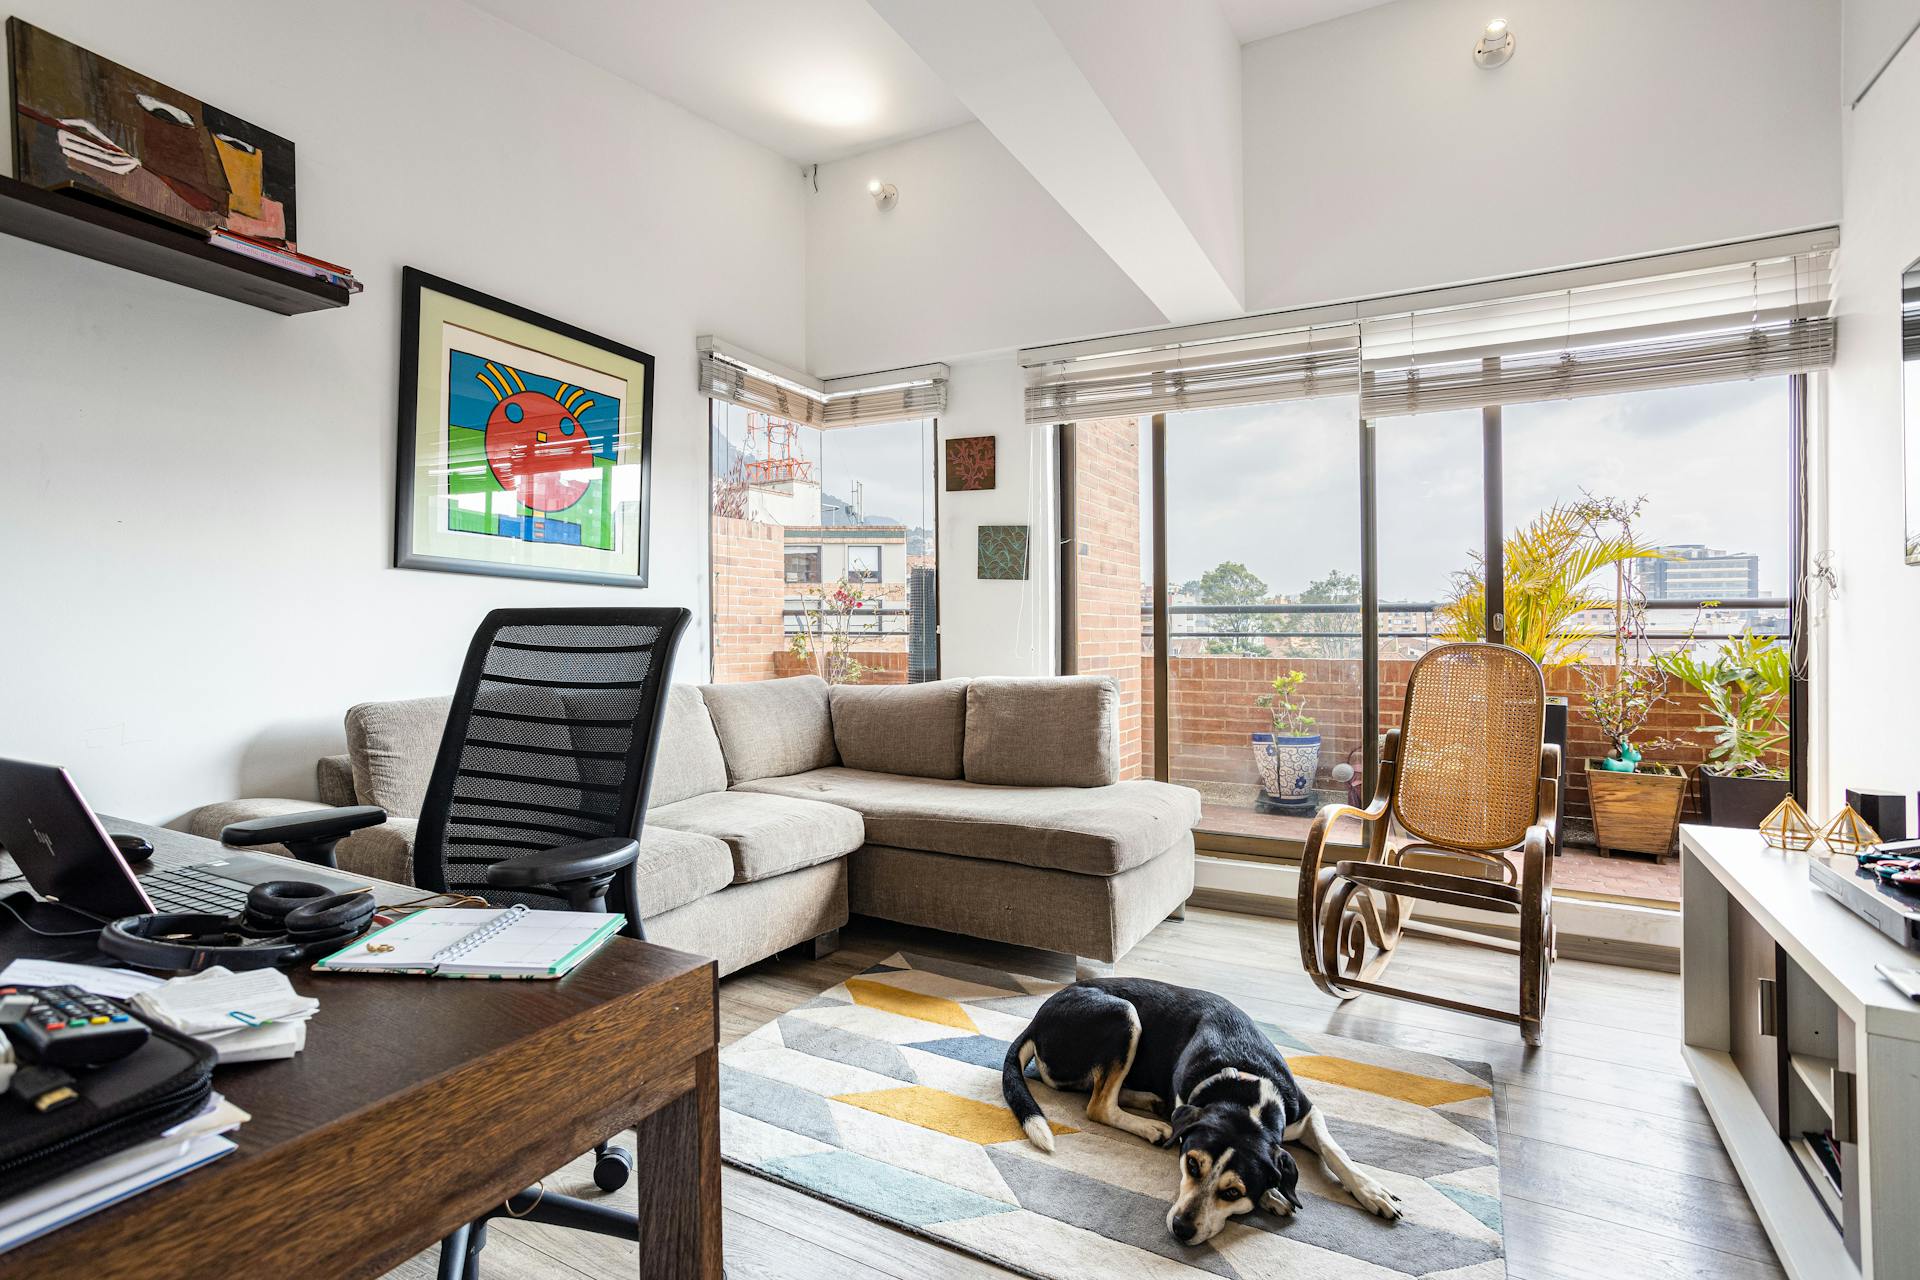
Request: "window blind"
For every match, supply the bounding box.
[1017,232,1836,425]
[1357,249,1835,417]
[699,346,947,428]
[1021,321,1360,425]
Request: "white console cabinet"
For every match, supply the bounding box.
[1681,825,1920,1279]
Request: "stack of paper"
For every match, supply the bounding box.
[132,967,318,1064]
[0,1093,246,1254]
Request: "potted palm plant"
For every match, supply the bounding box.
[1652,631,1790,827]
[1574,498,1689,860]
[1251,671,1319,815]
[1437,499,1666,768]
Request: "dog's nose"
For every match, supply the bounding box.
[1170,1214,1196,1242]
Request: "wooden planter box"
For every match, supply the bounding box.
[1586,760,1688,861]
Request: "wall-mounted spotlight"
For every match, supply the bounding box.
[867,178,899,211]
[1473,17,1514,68]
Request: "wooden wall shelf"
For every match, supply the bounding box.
[0,175,352,315]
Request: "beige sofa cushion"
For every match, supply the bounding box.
[647,684,730,807]
[963,677,1117,788]
[649,791,863,884]
[699,676,838,784]
[634,824,737,917]
[736,767,1199,876]
[346,696,451,816]
[830,680,968,779]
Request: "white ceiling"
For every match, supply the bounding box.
[471,0,1407,166]
[467,0,972,164]
[1215,0,1402,44]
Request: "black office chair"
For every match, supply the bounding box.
[224,606,690,1280]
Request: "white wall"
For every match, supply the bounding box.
[805,122,1162,376]
[0,0,807,820]
[1243,0,1842,311]
[1821,16,1920,810]
[933,358,1058,677]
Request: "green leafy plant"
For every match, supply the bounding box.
[1652,632,1789,779]
[1256,670,1317,738]
[1438,499,1669,669]
[1570,497,1691,770]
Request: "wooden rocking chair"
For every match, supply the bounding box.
[1297,642,1561,1045]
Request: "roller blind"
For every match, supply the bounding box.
[700,350,947,428]
[1358,248,1835,417]
[1021,321,1359,425]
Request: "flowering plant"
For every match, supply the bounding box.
[790,580,870,685]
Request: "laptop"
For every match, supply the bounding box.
[0,758,368,919]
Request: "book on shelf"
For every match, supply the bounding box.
[206,230,363,291]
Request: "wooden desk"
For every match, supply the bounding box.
[1,821,722,1279]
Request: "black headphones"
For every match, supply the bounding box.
[99,881,377,973]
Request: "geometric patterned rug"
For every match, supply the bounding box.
[721,952,1506,1279]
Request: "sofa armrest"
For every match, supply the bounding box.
[335,818,417,887]
[317,754,356,807]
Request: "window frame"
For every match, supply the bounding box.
[1057,376,1810,902]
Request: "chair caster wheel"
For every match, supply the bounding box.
[594,1145,634,1192]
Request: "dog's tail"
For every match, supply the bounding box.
[1002,1035,1055,1152]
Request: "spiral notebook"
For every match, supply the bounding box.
[315,905,620,979]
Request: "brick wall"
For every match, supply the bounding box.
[1070,418,1146,778]
[772,650,909,684]
[711,516,785,684]
[1141,652,1786,826]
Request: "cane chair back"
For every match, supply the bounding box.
[1392,643,1546,852]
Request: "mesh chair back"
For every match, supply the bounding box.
[414,608,690,929]
[1392,642,1546,851]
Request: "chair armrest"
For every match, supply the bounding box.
[1299,798,1389,897]
[221,805,386,868]
[486,836,639,898]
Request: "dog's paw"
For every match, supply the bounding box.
[1259,1189,1295,1217]
[1141,1119,1175,1147]
[1347,1177,1402,1220]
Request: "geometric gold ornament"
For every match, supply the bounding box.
[1758,797,1818,851]
[1819,805,1882,855]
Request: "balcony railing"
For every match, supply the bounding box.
[783,605,918,637]
[1147,598,1789,645]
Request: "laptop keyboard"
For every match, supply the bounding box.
[140,865,254,915]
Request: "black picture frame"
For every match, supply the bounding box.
[394,267,654,587]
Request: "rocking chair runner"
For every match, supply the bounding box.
[1296,642,1561,1045]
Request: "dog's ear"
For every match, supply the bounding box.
[1269,1143,1303,1211]
[1170,1105,1202,1140]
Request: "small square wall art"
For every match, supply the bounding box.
[977,525,1030,580]
[944,435,997,491]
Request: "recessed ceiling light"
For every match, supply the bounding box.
[1474,17,1515,69]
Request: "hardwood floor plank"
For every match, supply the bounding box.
[1503,1199,1786,1280]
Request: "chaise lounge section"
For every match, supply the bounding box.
[183,674,1198,976]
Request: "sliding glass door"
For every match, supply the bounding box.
[1062,379,1802,905]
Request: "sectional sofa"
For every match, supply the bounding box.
[183,675,1200,976]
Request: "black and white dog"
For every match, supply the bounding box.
[1001,977,1402,1244]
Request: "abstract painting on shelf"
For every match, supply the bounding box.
[396,269,655,587]
[8,19,298,246]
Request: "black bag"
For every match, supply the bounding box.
[0,1000,216,1201]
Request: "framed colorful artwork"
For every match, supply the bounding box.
[395,268,654,586]
[977,525,1030,580]
[944,434,996,491]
